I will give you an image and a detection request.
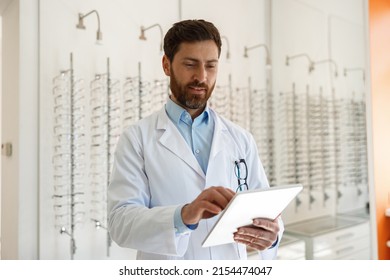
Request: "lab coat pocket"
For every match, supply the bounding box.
[205,153,239,193]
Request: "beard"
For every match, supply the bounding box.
[169,68,215,110]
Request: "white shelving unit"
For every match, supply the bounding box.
[284,215,370,260]
[247,234,306,260]
[276,234,306,260]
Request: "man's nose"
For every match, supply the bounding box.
[193,66,207,83]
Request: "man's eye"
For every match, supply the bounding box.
[185,64,195,67]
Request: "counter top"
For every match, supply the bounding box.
[284,215,368,237]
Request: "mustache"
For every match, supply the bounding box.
[187,81,208,89]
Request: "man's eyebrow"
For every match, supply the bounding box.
[182,57,219,63]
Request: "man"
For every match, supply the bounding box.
[108,19,282,260]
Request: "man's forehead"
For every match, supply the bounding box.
[175,40,219,59]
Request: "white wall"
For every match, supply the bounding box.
[2,0,21,260]
[1,0,39,259]
[0,0,12,260]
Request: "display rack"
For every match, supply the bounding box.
[123,62,168,127]
[250,78,275,186]
[123,63,142,128]
[52,53,85,259]
[210,74,232,120]
[231,78,251,131]
[89,58,121,257]
[277,83,303,211]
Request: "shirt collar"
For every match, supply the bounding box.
[165,97,210,126]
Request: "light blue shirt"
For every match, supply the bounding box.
[165,97,215,234]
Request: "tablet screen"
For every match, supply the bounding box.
[202,184,303,247]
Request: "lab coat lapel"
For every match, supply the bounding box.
[209,110,231,160]
[156,108,205,179]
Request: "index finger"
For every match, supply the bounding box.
[213,186,236,201]
[205,186,235,208]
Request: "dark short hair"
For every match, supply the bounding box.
[163,19,222,62]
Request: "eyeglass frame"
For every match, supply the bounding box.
[234,159,248,192]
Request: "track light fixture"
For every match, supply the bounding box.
[76,10,103,45]
[244,43,271,67]
[285,53,314,73]
[313,59,339,77]
[139,23,164,52]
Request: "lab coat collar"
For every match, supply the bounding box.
[156,108,206,179]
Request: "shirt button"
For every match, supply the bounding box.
[195,149,200,154]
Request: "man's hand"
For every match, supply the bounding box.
[181,186,235,225]
[233,217,280,251]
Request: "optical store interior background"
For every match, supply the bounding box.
[1,0,389,260]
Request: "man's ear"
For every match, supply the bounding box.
[162,55,171,76]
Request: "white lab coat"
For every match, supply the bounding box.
[108,106,283,260]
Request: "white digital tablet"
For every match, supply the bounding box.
[202,184,303,247]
